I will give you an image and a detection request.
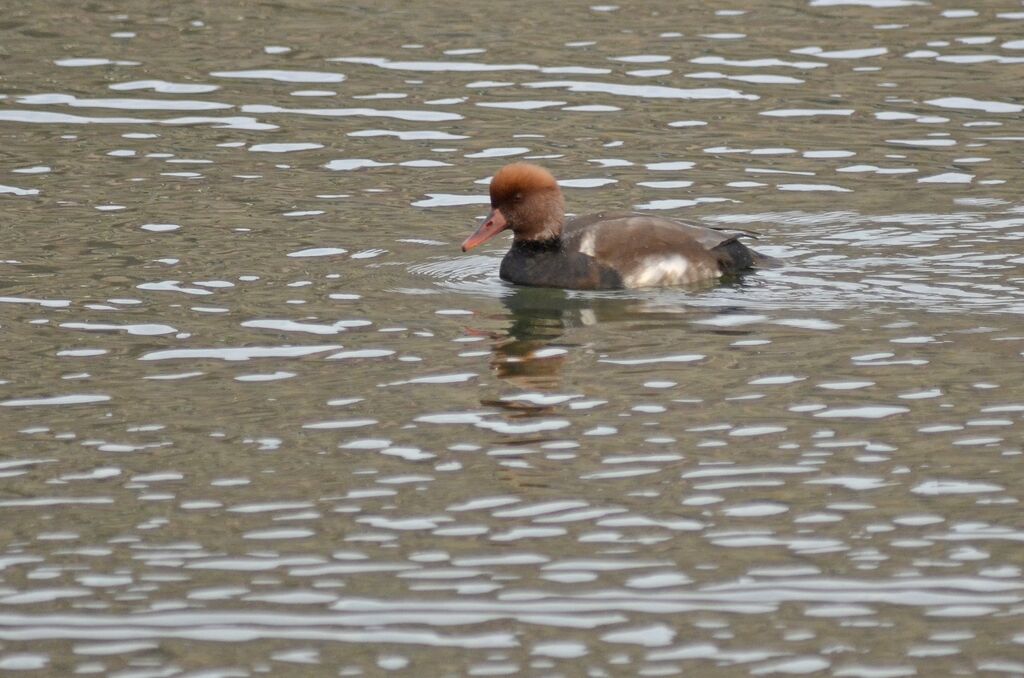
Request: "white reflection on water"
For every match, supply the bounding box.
[525,80,759,101]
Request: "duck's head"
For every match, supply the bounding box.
[461,163,566,251]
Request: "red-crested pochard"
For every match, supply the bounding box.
[461,163,767,290]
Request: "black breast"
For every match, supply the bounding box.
[499,240,623,290]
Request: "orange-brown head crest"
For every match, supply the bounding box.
[489,163,559,207]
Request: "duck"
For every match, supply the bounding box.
[460,162,768,290]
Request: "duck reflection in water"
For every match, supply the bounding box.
[479,283,764,399]
[484,287,577,393]
[483,287,683,392]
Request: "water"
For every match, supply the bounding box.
[2,1,1024,675]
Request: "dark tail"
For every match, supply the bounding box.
[713,238,773,274]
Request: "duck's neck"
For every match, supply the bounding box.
[513,190,565,244]
[512,235,562,252]
[514,210,565,246]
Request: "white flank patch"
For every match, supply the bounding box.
[627,255,689,287]
[578,231,598,257]
[624,255,717,288]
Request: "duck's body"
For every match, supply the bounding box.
[500,210,760,290]
[461,164,766,290]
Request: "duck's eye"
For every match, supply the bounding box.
[514,192,523,201]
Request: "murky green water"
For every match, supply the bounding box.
[2,1,1024,675]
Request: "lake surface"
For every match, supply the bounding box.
[2,0,1024,675]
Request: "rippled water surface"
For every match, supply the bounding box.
[3,1,1024,675]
